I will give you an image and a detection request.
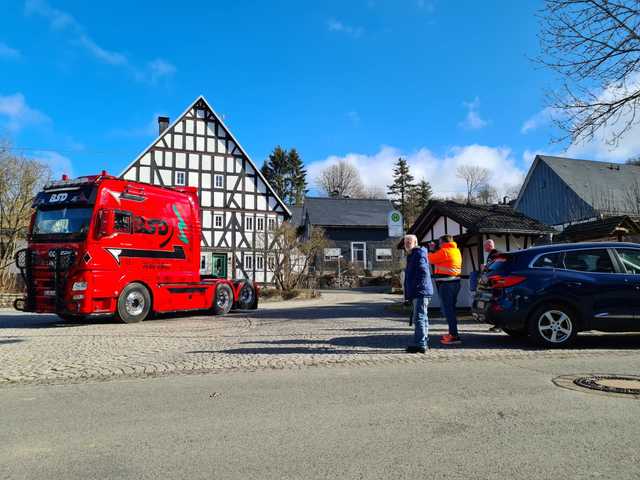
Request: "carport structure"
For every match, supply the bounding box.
[403,200,555,307]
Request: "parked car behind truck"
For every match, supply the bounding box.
[472,242,640,347]
[14,172,257,322]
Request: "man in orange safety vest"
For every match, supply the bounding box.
[428,235,462,345]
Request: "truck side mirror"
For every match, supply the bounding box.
[97,209,114,238]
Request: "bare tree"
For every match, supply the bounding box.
[0,142,51,290]
[360,185,387,199]
[537,0,640,145]
[456,165,490,203]
[503,181,524,203]
[476,184,499,205]
[316,160,364,198]
[271,222,328,292]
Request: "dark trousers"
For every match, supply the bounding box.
[437,280,461,337]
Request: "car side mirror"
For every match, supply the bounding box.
[97,209,114,238]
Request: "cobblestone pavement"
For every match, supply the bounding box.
[2,289,640,387]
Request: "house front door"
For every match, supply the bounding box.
[351,242,366,268]
[212,254,228,278]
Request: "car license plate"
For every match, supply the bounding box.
[44,290,56,297]
[477,300,485,309]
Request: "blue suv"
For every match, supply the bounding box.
[472,242,640,347]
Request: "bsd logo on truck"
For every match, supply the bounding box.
[49,193,68,203]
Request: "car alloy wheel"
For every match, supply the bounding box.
[537,309,573,344]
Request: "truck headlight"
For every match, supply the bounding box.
[72,281,88,291]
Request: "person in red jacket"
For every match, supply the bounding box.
[428,235,462,345]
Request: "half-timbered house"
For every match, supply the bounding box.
[119,96,291,284]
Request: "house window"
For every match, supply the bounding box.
[244,254,254,270]
[267,255,276,271]
[214,215,223,228]
[376,248,393,262]
[175,171,186,186]
[255,254,264,271]
[268,217,276,231]
[324,248,341,261]
[245,216,254,231]
[256,217,265,231]
[114,211,131,233]
[214,174,224,188]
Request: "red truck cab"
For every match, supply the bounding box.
[15,172,257,322]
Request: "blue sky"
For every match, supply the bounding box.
[0,0,633,197]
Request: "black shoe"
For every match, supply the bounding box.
[406,346,427,354]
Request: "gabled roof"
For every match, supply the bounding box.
[556,215,640,242]
[515,155,640,216]
[409,200,555,237]
[302,197,393,227]
[288,205,305,226]
[118,95,291,217]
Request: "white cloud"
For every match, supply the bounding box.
[32,150,74,178]
[308,144,525,198]
[327,18,364,38]
[459,97,488,130]
[0,93,50,132]
[25,0,175,83]
[521,107,555,134]
[0,42,21,60]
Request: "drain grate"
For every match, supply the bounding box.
[553,374,640,399]
[573,375,640,395]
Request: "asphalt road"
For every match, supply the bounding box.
[3,354,640,480]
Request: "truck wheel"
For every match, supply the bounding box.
[236,282,256,310]
[213,284,233,316]
[117,283,151,323]
[527,303,578,348]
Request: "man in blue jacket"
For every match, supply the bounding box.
[403,234,433,353]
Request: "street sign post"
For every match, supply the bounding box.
[388,210,403,237]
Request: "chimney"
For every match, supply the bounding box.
[158,116,170,135]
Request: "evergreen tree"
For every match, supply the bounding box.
[261,146,288,201]
[387,158,415,229]
[261,146,308,206]
[407,179,433,225]
[287,148,307,206]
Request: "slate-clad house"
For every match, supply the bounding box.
[515,155,640,227]
[119,96,291,284]
[405,200,554,307]
[294,197,401,274]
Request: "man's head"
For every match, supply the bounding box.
[484,239,495,253]
[403,234,418,253]
[439,235,453,246]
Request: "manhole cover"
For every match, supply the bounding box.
[573,375,640,395]
[553,374,640,399]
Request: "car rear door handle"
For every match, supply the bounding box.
[566,281,582,287]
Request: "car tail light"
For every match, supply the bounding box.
[489,275,526,288]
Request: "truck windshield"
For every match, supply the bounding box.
[33,207,93,237]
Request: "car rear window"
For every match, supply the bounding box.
[532,252,562,268]
[562,249,615,273]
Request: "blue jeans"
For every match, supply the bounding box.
[438,280,461,337]
[411,296,430,349]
